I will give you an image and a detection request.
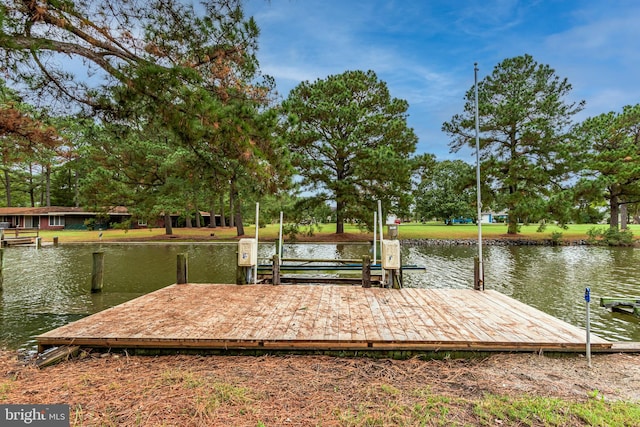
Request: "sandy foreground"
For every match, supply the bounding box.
[1,350,639,426]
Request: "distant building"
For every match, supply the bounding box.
[0,207,216,230]
[481,210,508,224]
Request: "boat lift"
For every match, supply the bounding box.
[236,204,425,288]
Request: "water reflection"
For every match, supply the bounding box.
[1,242,638,350]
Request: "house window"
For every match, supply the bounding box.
[137,219,147,226]
[49,215,65,227]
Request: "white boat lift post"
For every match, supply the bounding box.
[378,200,385,285]
[474,62,484,291]
[373,210,377,265]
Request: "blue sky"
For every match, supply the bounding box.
[244,0,640,161]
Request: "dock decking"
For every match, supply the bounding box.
[37,284,613,354]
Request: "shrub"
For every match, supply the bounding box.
[586,227,634,246]
[550,231,563,245]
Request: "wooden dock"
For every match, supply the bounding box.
[36,284,615,354]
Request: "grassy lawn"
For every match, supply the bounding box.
[33,222,639,243]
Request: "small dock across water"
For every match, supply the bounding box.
[37,284,619,354]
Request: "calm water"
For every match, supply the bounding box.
[1,242,638,351]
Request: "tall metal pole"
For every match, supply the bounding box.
[377,200,385,284]
[278,211,284,260]
[373,211,377,265]
[474,63,484,290]
[254,202,259,284]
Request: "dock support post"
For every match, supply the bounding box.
[177,253,188,284]
[35,237,42,249]
[585,287,592,368]
[474,256,484,291]
[362,255,371,288]
[272,254,280,285]
[91,252,105,293]
[391,270,401,289]
[53,236,59,247]
[0,247,3,292]
[236,266,249,285]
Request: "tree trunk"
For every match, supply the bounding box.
[229,184,235,228]
[29,164,35,207]
[336,199,345,234]
[235,206,244,236]
[620,202,628,230]
[229,181,244,236]
[74,170,80,207]
[208,197,217,228]
[609,195,620,229]
[219,193,226,227]
[45,165,51,207]
[185,207,192,228]
[195,206,201,228]
[164,212,173,235]
[3,169,11,207]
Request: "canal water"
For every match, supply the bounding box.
[1,242,638,351]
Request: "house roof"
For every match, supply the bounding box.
[0,206,212,217]
[0,206,130,216]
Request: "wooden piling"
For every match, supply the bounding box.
[177,253,188,284]
[53,236,59,247]
[236,265,247,285]
[35,237,42,249]
[272,254,280,285]
[91,252,105,293]
[391,270,401,289]
[362,255,371,288]
[0,247,3,292]
[474,256,484,291]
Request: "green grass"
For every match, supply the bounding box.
[335,389,640,427]
[0,382,11,401]
[34,222,640,243]
[474,393,640,427]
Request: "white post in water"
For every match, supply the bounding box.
[254,202,259,284]
[377,200,385,284]
[373,211,377,265]
[474,62,484,291]
[585,287,592,368]
[278,211,284,261]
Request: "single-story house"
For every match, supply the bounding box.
[481,210,508,224]
[0,207,218,230]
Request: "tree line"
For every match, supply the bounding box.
[1,1,638,235]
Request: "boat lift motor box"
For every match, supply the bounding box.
[238,238,258,267]
[381,239,401,270]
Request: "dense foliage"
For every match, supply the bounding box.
[0,0,289,234]
[414,160,476,224]
[443,55,584,234]
[283,70,421,233]
[0,3,637,233]
[574,104,640,229]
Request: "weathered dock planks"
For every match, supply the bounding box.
[37,284,613,353]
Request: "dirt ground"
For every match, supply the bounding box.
[1,350,639,426]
